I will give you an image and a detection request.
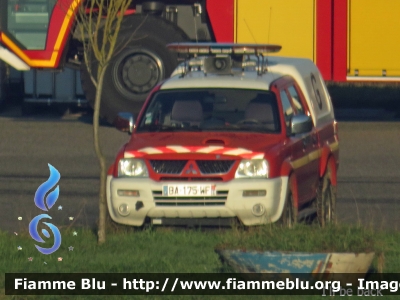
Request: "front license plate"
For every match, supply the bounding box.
[162,185,216,196]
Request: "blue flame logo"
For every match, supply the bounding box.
[34,164,60,211]
[29,164,62,255]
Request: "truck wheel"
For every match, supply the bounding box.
[316,167,336,227]
[80,15,189,124]
[279,188,297,228]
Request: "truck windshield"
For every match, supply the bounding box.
[137,89,281,134]
[6,0,56,50]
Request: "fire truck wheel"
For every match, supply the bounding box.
[316,167,336,227]
[80,15,189,124]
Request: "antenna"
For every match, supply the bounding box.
[243,18,260,75]
[268,7,272,44]
[265,7,273,74]
[243,19,257,43]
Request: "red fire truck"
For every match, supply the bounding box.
[0,0,399,122]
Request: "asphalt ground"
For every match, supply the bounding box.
[0,105,399,233]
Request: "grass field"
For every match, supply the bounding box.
[1,223,400,299]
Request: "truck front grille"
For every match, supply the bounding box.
[159,177,223,181]
[150,160,187,174]
[149,160,235,175]
[196,160,235,174]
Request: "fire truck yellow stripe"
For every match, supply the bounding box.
[1,34,30,64]
[329,141,339,152]
[290,141,338,170]
[309,149,322,161]
[52,0,81,54]
[290,155,308,170]
[290,149,321,170]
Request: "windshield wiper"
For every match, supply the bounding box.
[201,125,276,133]
[236,125,276,133]
[138,124,177,132]
[138,124,202,132]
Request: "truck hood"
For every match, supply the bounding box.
[124,132,284,159]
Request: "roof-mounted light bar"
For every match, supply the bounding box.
[168,43,282,77]
[167,43,282,55]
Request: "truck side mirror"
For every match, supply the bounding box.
[290,114,313,135]
[114,112,135,134]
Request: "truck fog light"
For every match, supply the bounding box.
[118,189,140,197]
[118,203,130,216]
[252,203,265,216]
[243,190,266,197]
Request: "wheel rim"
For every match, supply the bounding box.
[112,49,164,99]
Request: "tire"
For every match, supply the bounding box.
[316,167,336,227]
[80,14,189,124]
[279,187,298,228]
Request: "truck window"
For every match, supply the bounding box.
[279,90,293,128]
[6,0,57,50]
[287,85,305,115]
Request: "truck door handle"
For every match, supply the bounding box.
[302,138,309,149]
[312,135,318,146]
[302,135,315,149]
[302,138,307,147]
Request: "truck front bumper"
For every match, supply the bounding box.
[106,176,289,227]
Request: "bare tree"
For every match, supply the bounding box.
[73,0,132,244]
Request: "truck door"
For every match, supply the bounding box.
[274,77,319,206]
[286,82,320,204]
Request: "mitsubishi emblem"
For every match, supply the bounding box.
[185,164,198,175]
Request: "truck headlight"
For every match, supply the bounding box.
[118,159,149,177]
[235,159,269,178]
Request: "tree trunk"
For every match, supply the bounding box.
[93,66,108,244]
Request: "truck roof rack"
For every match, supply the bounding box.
[167,43,282,55]
[167,43,282,77]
